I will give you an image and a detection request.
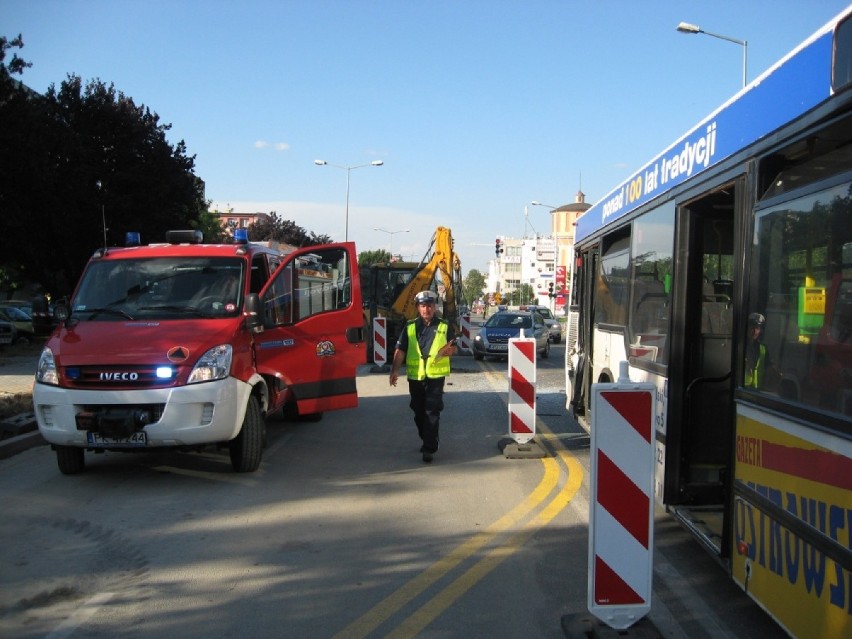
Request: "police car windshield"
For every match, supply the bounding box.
[72,257,244,320]
[486,313,532,329]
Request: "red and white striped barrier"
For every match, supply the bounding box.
[508,337,536,444]
[458,314,472,353]
[372,317,388,367]
[588,363,655,630]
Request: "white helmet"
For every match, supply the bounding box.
[415,290,437,304]
[748,312,766,327]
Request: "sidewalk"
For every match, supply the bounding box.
[0,352,42,459]
[0,352,37,394]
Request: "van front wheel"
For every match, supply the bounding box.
[230,395,264,472]
[56,446,85,475]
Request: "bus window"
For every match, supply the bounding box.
[750,178,852,417]
[595,232,630,326]
[629,203,674,363]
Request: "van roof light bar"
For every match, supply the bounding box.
[165,230,203,244]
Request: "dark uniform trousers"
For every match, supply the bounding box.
[408,376,445,454]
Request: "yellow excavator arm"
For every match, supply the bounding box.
[391,226,463,332]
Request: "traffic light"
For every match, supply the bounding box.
[494,292,502,304]
[495,238,503,256]
[548,281,555,298]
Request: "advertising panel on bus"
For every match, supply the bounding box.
[733,407,852,639]
[575,25,835,244]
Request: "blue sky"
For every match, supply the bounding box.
[3,0,850,273]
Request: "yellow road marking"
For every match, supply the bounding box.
[335,363,584,639]
[332,456,561,639]
[386,449,583,638]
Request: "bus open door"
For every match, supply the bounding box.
[665,180,743,557]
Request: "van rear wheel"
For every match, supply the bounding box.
[229,395,264,472]
[56,446,85,475]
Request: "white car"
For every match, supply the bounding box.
[526,306,562,343]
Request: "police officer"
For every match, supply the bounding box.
[389,290,457,463]
[745,312,774,388]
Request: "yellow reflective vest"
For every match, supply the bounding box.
[405,320,451,380]
[744,343,766,388]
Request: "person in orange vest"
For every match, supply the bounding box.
[389,290,457,463]
[745,312,776,388]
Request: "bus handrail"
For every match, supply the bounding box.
[685,371,732,397]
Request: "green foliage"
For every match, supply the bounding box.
[519,283,536,305]
[0,33,332,299]
[506,283,535,306]
[193,205,227,243]
[358,249,392,266]
[0,52,207,295]
[462,268,487,304]
[0,33,31,78]
[247,212,332,247]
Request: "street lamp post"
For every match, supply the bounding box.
[373,227,409,259]
[676,22,747,88]
[314,159,384,241]
[531,201,557,210]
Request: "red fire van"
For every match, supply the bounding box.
[33,230,365,474]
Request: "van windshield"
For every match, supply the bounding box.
[72,257,244,320]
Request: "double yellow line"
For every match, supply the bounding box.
[334,370,584,638]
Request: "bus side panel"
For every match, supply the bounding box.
[590,327,627,384]
[732,406,852,639]
[627,367,669,506]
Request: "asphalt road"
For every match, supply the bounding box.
[0,338,786,639]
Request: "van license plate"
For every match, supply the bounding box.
[87,432,148,447]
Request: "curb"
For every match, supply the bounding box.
[0,411,44,460]
[0,429,46,460]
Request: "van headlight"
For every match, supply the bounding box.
[188,345,233,384]
[36,347,59,385]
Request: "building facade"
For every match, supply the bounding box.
[487,191,590,313]
[211,210,270,238]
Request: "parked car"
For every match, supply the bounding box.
[473,310,550,361]
[0,298,55,336]
[0,306,35,343]
[0,318,16,347]
[524,305,563,343]
[0,300,33,315]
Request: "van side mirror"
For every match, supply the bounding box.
[244,293,263,333]
[55,301,69,323]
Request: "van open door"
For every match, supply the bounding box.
[254,243,365,416]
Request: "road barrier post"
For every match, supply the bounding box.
[587,361,655,630]
[371,317,390,373]
[502,336,546,458]
[458,314,472,354]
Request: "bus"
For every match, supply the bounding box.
[565,7,852,638]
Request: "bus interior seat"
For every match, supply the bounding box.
[702,281,732,335]
[713,279,733,299]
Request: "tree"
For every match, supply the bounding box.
[0,34,37,297]
[462,269,487,305]
[194,205,227,244]
[358,249,392,266]
[1,59,207,296]
[248,212,332,247]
